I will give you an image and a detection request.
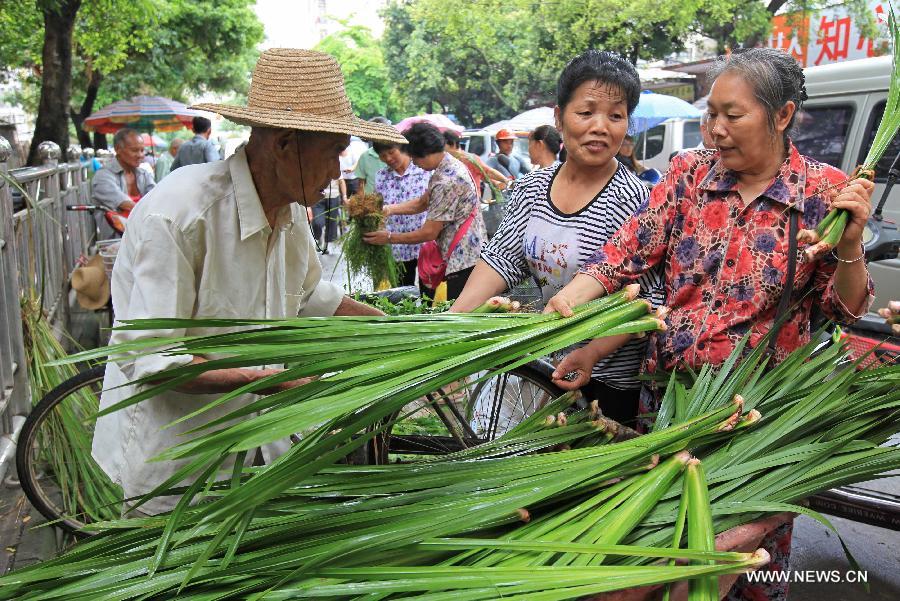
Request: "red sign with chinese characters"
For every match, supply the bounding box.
[767,1,888,67]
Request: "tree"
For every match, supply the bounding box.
[314,23,399,121]
[0,0,262,162]
[27,0,81,165]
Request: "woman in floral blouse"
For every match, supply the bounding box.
[372,141,431,286]
[545,48,875,601]
[365,122,486,300]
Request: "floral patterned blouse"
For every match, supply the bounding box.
[426,152,488,275]
[375,162,431,262]
[581,143,874,378]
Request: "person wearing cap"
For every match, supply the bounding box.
[354,117,391,194]
[91,49,405,515]
[487,129,529,179]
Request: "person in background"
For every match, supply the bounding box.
[171,116,219,170]
[544,47,875,601]
[372,139,431,285]
[355,117,391,194]
[615,135,646,175]
[92,127,155,214]
[154,138,184,182]
[340,147,360,197]
[528,124,564,169]
[364,122,486,301]
[487,129,529,179]
[443,130,507,200]
[451,50,663,425]
[311,178,346,255]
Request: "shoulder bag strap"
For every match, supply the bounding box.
[767,208,800,354]
[444,203,479,261]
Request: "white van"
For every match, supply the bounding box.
[633,118,704,173]
[795,55,899,320]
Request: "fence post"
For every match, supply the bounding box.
[0,135,30,426]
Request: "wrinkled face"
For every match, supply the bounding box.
[706,71,794,173]
[272,130,349,206]
[377,147,410,173]
[115,134,145,170]
[497,138,514,155]
[555,80,629,169]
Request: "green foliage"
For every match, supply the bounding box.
[315,23,401,121]
[355,292,453,315]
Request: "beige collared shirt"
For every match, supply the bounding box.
[92,145,344,514]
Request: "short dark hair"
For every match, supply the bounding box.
[556,50,641,115]
[708,48,807,146]
[529,124,562,154]
[443,130,460,148]
[192,116,212,134]
[404,122,445,158]
[372,140,407,155]
[112,127,140,149]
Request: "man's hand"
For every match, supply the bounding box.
[363,230,390,245]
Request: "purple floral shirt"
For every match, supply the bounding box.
[375,163,431,262]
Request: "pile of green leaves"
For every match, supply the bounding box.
[4,329,899,600]
[354,292,452,315]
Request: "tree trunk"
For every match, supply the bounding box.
[27,0,82,166]
[93,132,108,150]
[70,70,102,149]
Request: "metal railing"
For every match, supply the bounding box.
[0,136,95,477]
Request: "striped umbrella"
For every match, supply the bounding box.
[83,95,206,134]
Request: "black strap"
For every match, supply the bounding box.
[767,209,800,354]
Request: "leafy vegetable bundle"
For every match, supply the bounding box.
[343,192,400,288]
[7,299,899,599]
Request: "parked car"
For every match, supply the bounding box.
[632,118,703,173]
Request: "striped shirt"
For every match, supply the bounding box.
[481,162,664,389]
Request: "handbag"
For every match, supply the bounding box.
[418,204,479,290]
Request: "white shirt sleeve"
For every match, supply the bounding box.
[296,227,344,317]
[110,213,197,381]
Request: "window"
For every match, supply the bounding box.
[792,104,854,169]
[857,100,900,181]
[634,124,665,160]
[682,120,703,150]
[465,135,485,157]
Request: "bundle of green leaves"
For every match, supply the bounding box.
[343,192,400,288]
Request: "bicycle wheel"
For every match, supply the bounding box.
[16,365,123,535]
[465,364,563,442]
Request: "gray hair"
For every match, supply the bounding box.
[708,48,807,146]
[112,127,141,149]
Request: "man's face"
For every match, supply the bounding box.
[497,138,514,155]
[115,134,145,170]
[169,140,183,157]
[274,130,349,207]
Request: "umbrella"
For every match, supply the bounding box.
[140,133,167,148]
[395,114,464,133]
[83,95,207,134]
[484,106,555,133]
[629,90,703,135]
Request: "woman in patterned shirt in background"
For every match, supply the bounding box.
[545,48,875,601]
[364,122,487,301]
[372,140,431,286]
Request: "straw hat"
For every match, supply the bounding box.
[71,255,110,311]
[191,49,406,144]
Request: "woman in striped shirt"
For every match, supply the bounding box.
[451,49,663,425]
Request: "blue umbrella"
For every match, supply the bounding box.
[629,90,703,135]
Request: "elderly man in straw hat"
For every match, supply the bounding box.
[92,49,406,515]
